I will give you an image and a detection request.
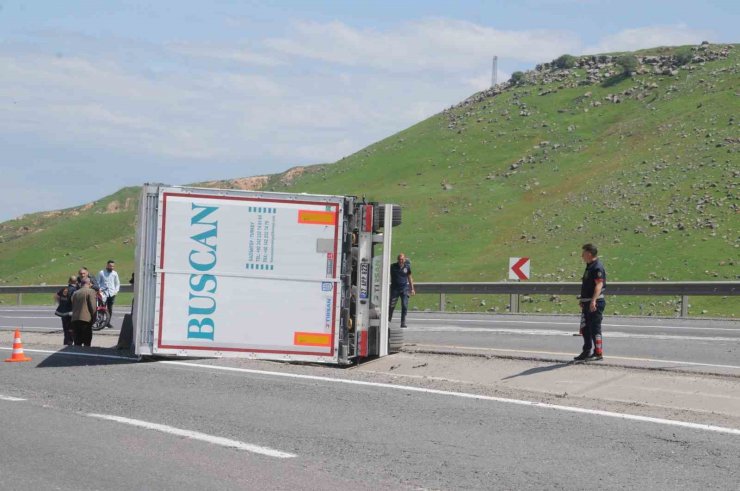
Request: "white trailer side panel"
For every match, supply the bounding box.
[146,187,344,363]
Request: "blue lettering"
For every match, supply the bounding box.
[188,318,215,340]
[189,274,217,293]
[191,227,218,252]
[188,250,216,271]
[188,293,217,316]
[187,203,219,340]
[191,203,218,226]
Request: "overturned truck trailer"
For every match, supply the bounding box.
[132,184,402,365]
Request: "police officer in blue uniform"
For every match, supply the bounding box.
[574,243,606,361]
[389,253,415,327]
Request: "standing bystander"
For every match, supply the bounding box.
[574,243,606,361]
[97,260,120,328]
[389,253,415,328]
[54,275,77,345]
[71,277,97,346]
[76,267,99,290]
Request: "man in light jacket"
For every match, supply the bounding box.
[97,260,120,328]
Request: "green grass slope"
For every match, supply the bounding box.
[1,43,737,316]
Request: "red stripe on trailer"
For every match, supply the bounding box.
[364,205,373,232]
[359,330,368,357]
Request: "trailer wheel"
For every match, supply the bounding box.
[388,327,404,353]
[373,204,402,230]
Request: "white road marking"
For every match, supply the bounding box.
[5,347,740,436]
[407,325,740,342]
[86,413,296,458]
[409,344,740,370]
[160,361,740,437]
[0,395,26,402]
[414,317,740,332]
[0,316,56,319]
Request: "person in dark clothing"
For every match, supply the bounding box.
[574,243,606,362]
[54,275,77,345]
[71,277,97,347]
[388,253,415,327]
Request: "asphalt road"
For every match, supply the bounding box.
[0,306,128,332]
[2,306,738,372]
[2,349,738,490]
[398,312,740,374]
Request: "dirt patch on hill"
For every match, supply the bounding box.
[279,166,307,186]
[228,176,269,190]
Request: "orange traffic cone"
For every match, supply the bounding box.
[5,329,31,362]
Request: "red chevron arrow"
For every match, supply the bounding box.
[511,257,529,280]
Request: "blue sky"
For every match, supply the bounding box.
[0,0,736,221]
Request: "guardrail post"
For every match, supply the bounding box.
[17,293,22,306]
[509,293,519,313]
[440,293,446,312]
[680,295,688,318]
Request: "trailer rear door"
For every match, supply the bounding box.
[136,186,345,363]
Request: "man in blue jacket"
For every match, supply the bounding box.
[389,253,415,328]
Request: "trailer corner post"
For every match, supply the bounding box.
[379,204,393,357]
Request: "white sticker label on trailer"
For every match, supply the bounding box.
[359,262,370,300]
[155,192,341,357]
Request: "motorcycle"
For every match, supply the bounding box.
[91,289,110,331]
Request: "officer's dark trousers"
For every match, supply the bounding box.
[72,320,93,347]
[581,299,605,354]
[389,288,410,325]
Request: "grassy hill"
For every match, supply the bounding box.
[1,43,737,316]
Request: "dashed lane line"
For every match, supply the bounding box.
[0,395,26,402]
[87,413,296,458]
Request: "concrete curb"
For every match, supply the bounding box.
[402,345,740,379]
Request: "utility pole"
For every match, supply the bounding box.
[491,56,498,87]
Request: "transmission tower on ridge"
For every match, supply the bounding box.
[491,56,498,87]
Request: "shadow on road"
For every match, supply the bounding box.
[502,362,572,380]
[35,346,140,368]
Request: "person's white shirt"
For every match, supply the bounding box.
[97,269,120,297]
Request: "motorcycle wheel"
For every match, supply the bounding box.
[92,310,110,331]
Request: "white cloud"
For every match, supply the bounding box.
[266,137,361,163]
[463,69,510,91]
[0,18,720,208]
[265,18,581,71]
[585,25,714,54]
[167,42,285,66]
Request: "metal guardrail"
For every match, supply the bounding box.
[0,285,133,306]
[414,281,738,317]
[1,282,737,316]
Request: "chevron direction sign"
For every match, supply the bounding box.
[508,257,530,280]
